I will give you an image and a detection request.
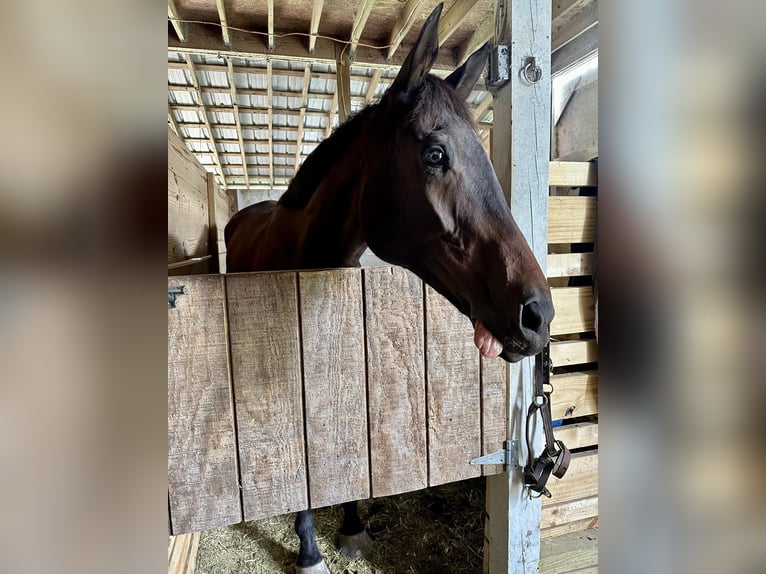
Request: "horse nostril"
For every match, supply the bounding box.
[521,300,545,333]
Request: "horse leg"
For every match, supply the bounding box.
[294,510,330,574]
[337,501,373,559]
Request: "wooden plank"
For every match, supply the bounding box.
[548,197,596,244]
[546,253,593,278]
[457,16,493,65]
[541,496,598,531]
[539,528,598,574]
[543,451,598,505]
[549,339,597,367]
[387,0,428,59]
[550,287,594,336]
[168,127,209,264]
[309,0,324,53]
[168,532,200,574]
[226,273,308,521]
[167,276,241,533]
[550,371,598,421]
[350,0,376,59]
[168,0,186,42]
[214,0,230,46]
[364,267,427,498]
[541,516,599,540]
[549,161,597,187]
[206,173,220,273]
[425,287,481,486]
[552,421,598,450]
[552,0,598,53]
[481,356,507,476]
[267,0,274,50]
[365,68,382,104]
[336,48,351,124]
[438,0,482,46]
[300,269,369,508]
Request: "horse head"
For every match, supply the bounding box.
[358,4,554,362]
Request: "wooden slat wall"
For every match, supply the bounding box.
[167,276,241,534]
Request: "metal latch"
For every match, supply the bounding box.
[469,439,520,469]
[168,285,186,308]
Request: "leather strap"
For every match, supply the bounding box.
[524,344,571,497]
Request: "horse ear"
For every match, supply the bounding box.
[445,43,490,100]
[390,3,443,96]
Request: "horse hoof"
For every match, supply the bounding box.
[337,530,373,559]
[294,559,331,574]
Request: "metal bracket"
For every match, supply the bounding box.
[168,285,186,308]
[487,45,510,89]
[469,439,520,469]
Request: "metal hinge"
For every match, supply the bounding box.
[168,285,186,308]
[469,439,520,469]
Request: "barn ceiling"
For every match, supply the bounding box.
[168,0,597,191]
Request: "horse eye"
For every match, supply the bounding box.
[424,146,446,167]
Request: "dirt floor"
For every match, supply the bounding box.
[195,477,486,574]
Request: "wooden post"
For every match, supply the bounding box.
[484,0,551,572]
[206,173,220,273]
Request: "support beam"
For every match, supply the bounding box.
[484,0,551,572]
[437,0,481,46]
[456,16,493,65]
[309,0,324,53]
[325,91,338,138]
[184,54,226,188]
[552,0,597,52]
[169,23,457,72]
[350,0,376,59]
[336,47,352,124]
[295,66,312,172]
[215,0,230,46]
[227,58,250,189]
[266,61,273,186]
[472,92,493,121]
[387,0,427,60]
[267,0,275,51]
[168,0,186,43]
[168,104,181,136]
[364,69,382,104]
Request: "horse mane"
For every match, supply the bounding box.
[278,104,379,210]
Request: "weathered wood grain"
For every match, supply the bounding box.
[548,161,597,187]
[543,451,598,506]
[481,356,507,476]
[167,276,241,533]
[541,496,598,532]
[552,421,598,450]
[551,287,595,336]
[548,197,596,244]
[425,286,481,486]
[542,516,599,541]
[364,267,427,498]
[539,527,598,574]
[168,532,200,574]
[299,269,370,508]
[549,339,597,367]
[546,252,593,278]
[226,272,308,520]
[550,371,598,421]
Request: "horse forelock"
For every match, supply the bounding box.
[406,76,478,136]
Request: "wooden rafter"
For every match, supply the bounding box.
[168,104,181,136]
[437,0,481,46]
[336,49,351,124]
[267,0,275,51]
[349,0,376,59]
[168,0,186,43]
[456,15,493,65]
[295,66,312,172]
[325,91,338,138]
[184,54,225,188]
[472,92,493,121]
[364,69,382,104]
[169,60,385,83]
[309,0,325,53]
[215,0,230,46]
[267,60,274,186]
[227,58,250,188]
[386,0,427,60]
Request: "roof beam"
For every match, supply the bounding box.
[267,61,274,187]
[387,0,427,60]
[552,0,597,53]
[168,104,181,136]
[295,66,312,172]
[336,48,351,124]
[349,0,376,60]
[169,23,458,71]
[267,0,275,51]
[167,0,186,43]
[364,69,382,104]
[227,58,250,188]
[309,0,325,53]
[437,0,481,46]
[473,92,493,121]
[325,91,338,138]
[215,0,230,46]
[184,54,225,188]
[456,15,493,65]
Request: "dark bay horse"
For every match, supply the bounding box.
[225,4,554,572]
